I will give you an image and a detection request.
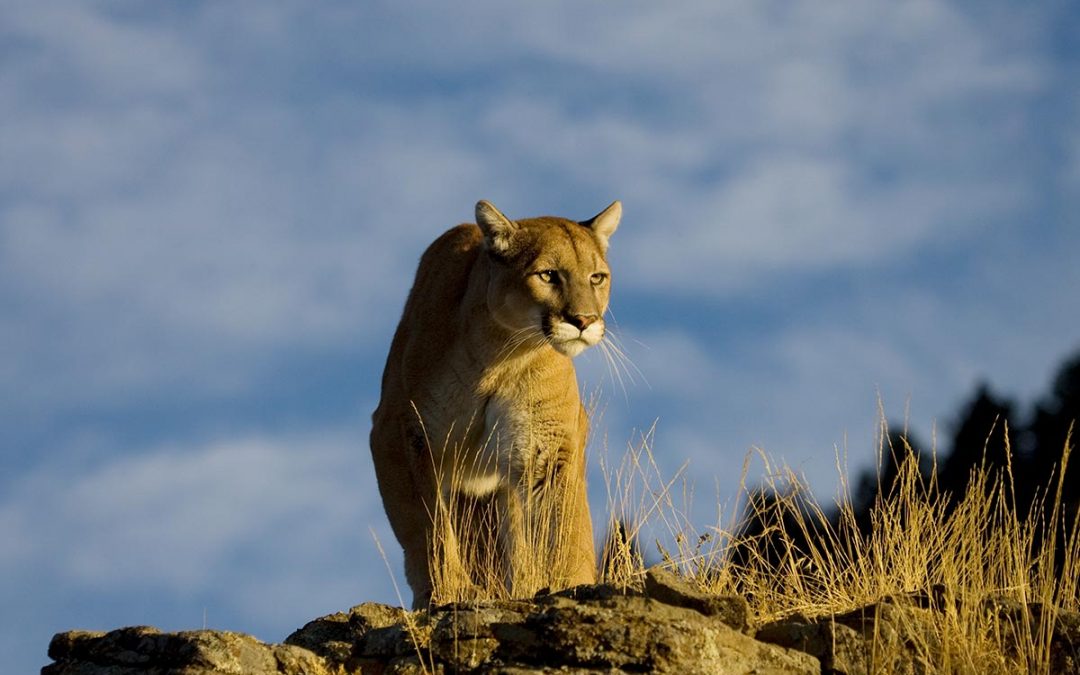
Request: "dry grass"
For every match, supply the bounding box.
[424,426,594,605]
[595,419,1079,674]
[417,416,1078,672]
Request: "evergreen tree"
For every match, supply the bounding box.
[849,428,928,534]
[938,384,1016,513]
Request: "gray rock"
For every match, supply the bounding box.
[47,584,1078,674]
[758,599,951,675]
[757,615,868,675]
[285,601,407,665]
[312,593,816,674]
[513,594,816,674]
[44,626,333,675]
[644,565,752,632]
[985,597,1080,675]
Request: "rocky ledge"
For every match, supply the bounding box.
[43,568,1079,675]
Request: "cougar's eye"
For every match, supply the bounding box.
[590,272,608,286]
[537,270,558,284]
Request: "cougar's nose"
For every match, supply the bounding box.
[567,314,599,331]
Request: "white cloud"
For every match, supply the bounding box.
[0,0,1057,422]
[0,42,496,413]
[1065,88,1080,196]
[0,427,405,671]
[601,242,1080,506]
[4,3,204,101]
[0,0,1071,513]
[0,430,389,598]
[457,1,1045,295]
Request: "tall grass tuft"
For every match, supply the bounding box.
[424,423,596,605]
[619,419,1078,673]
[421,416,1078,672]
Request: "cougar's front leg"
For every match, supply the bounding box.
[500,445,597,596]
[496,483,527,595]
[368,418,433,608]
[558,453,597,586]
[561,406,598,586]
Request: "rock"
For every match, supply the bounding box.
[1049,608,1080,674]
[284,602,407,665]
[42,584,1080,675]
[43,594,817,674]
[543,583,634,603]
[349,594,815,673]
[644,566,752,632]
[506,594,816,674]
[985,597,1080,675]
[757,615,868,675]
[836,601,940,670]
[758,599,948,675]
[44,626,334,675]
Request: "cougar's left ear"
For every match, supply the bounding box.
[580,200,621,252]
[476,200,519,256]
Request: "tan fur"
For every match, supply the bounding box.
[370,200,621,608]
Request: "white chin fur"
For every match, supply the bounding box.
[552,339,589,357]
[549,320,603,357]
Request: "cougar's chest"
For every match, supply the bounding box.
[482,391,557,458]
[411,341,578,493]
[424,380,565,495]
[468,389,564,488]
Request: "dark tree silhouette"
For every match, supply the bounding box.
[1026,352,1080,508]
[840,347,1079,569]
[729,487,814,577]
[937,384,1016,512]
[727,346,1080,576]
[849,428,929,534]
[1023,353,1080,571]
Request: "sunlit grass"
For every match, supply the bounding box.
[425,429,594,605]
[600,419,1077,673]
[419,415,1077,673]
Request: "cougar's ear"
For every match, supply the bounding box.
[476,200,519,256]
[580,200,621,252]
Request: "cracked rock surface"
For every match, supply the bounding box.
[42,570,1080,674]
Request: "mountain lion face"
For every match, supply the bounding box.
[476,200,619,358]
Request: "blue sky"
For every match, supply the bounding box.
[3,1,1079,670]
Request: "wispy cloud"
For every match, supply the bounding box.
[0,431,376,587]
[0,0,1056,421]
[0,427,401,669]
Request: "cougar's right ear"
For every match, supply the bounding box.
[476,200,519,256]
[580,200,621,253]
